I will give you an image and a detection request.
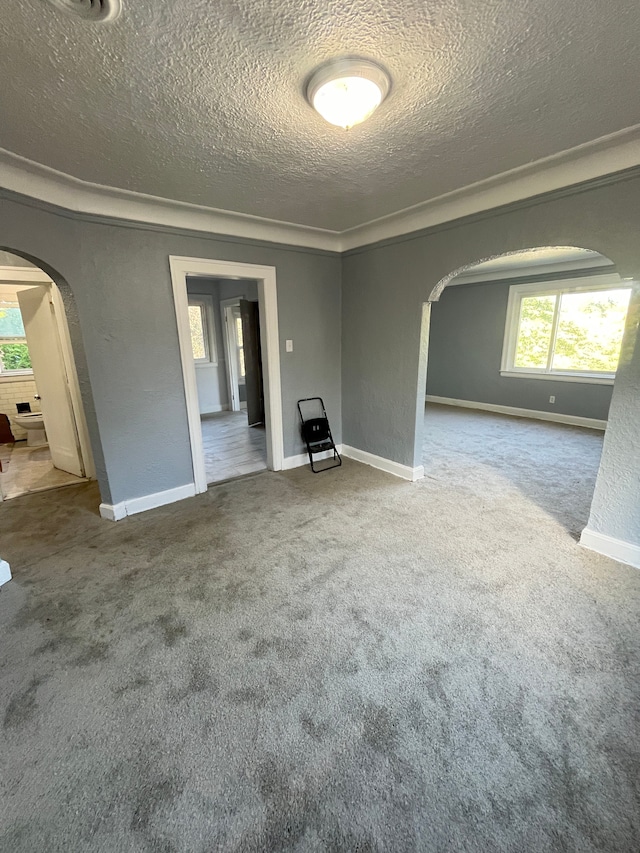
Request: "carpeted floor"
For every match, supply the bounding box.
[1,407,639,852]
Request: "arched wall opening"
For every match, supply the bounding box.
[417,245,636,538]
[0,247,102,504]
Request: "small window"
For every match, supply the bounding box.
[188,296,217,365]
[0,300,33,375]
[502,276,632,383]
[235,316,246,378]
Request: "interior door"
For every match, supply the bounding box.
[17,286,84,477]
[239,299,265,427]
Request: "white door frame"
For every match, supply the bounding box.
[220,296,244,412]
[169,256,284,494]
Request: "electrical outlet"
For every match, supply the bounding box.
[285,339,293,352]
[549,396,555,403]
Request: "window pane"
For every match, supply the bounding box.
[188,305,207,360]
[0,301,26,337]
[0,343,32,372]
[552,289,631,373]
[514,295,556,368]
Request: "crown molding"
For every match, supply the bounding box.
[0,148,341,253]
[1,124,640,254]
[339,124,640,251]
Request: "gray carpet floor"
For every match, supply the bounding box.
[1,407,639,852]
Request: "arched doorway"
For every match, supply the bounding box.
[0,249,95,501]
[419,246,634,538]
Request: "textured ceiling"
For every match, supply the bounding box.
[1,0,640,231]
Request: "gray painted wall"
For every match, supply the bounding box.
[342,173,640,549]
[586,288,640,542]
[0,192,341,506]
[426,278,614,421]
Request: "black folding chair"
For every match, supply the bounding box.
[297,397,342,473]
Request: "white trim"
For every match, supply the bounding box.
[169,256,284,495]
[0,558,11,587]
[0,149,339,252]
[341,444,425,481]
[1,125,640,251]
[220,297,244,412]
[50,283,96,479]
[283,446,343,470]
[99,501,127,522]
[580,528,640,570]
[425,395,607,430]
[501,273,630,382]
[499,370,615,385]
[99,483,196,521]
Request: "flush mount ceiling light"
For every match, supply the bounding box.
[306,58,391,130]
[46,0,122,23]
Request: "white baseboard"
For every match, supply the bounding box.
[425,395,607,431]
[0,559,11,587]
[99,483,197,521]
[283,446,343,471]
[201,404,229,415]
[341,445,424,482]
[580,528,640,569]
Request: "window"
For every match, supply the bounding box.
[0,299,33,376]
[188,296,217,365]
[501,276,632,383]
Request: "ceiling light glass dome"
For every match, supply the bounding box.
[306,58,391,130]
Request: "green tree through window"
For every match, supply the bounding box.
[0,301,32,373]
[0,343,31,371]
[506,280,632,378]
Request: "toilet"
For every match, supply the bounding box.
[14,413,48,447]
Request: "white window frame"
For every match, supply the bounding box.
[0,297,33,377]
[500,274,632,385]
[187,294,218,366]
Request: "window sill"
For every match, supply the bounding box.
[500,370,615,386]
[0,371,35,383]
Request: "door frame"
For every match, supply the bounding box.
[169,256,284,494]
[0,268,95,480]
[220,296,245,412]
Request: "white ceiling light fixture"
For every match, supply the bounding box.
[46,0,122,23]
[306,58,391,130]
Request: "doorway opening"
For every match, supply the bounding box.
[421,246,635,538]
[0,252,94,501]
[169,257,283,494]
[186,276,267,484]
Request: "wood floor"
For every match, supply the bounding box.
[200,411,267,484]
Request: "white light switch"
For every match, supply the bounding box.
[285,339,293,352]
